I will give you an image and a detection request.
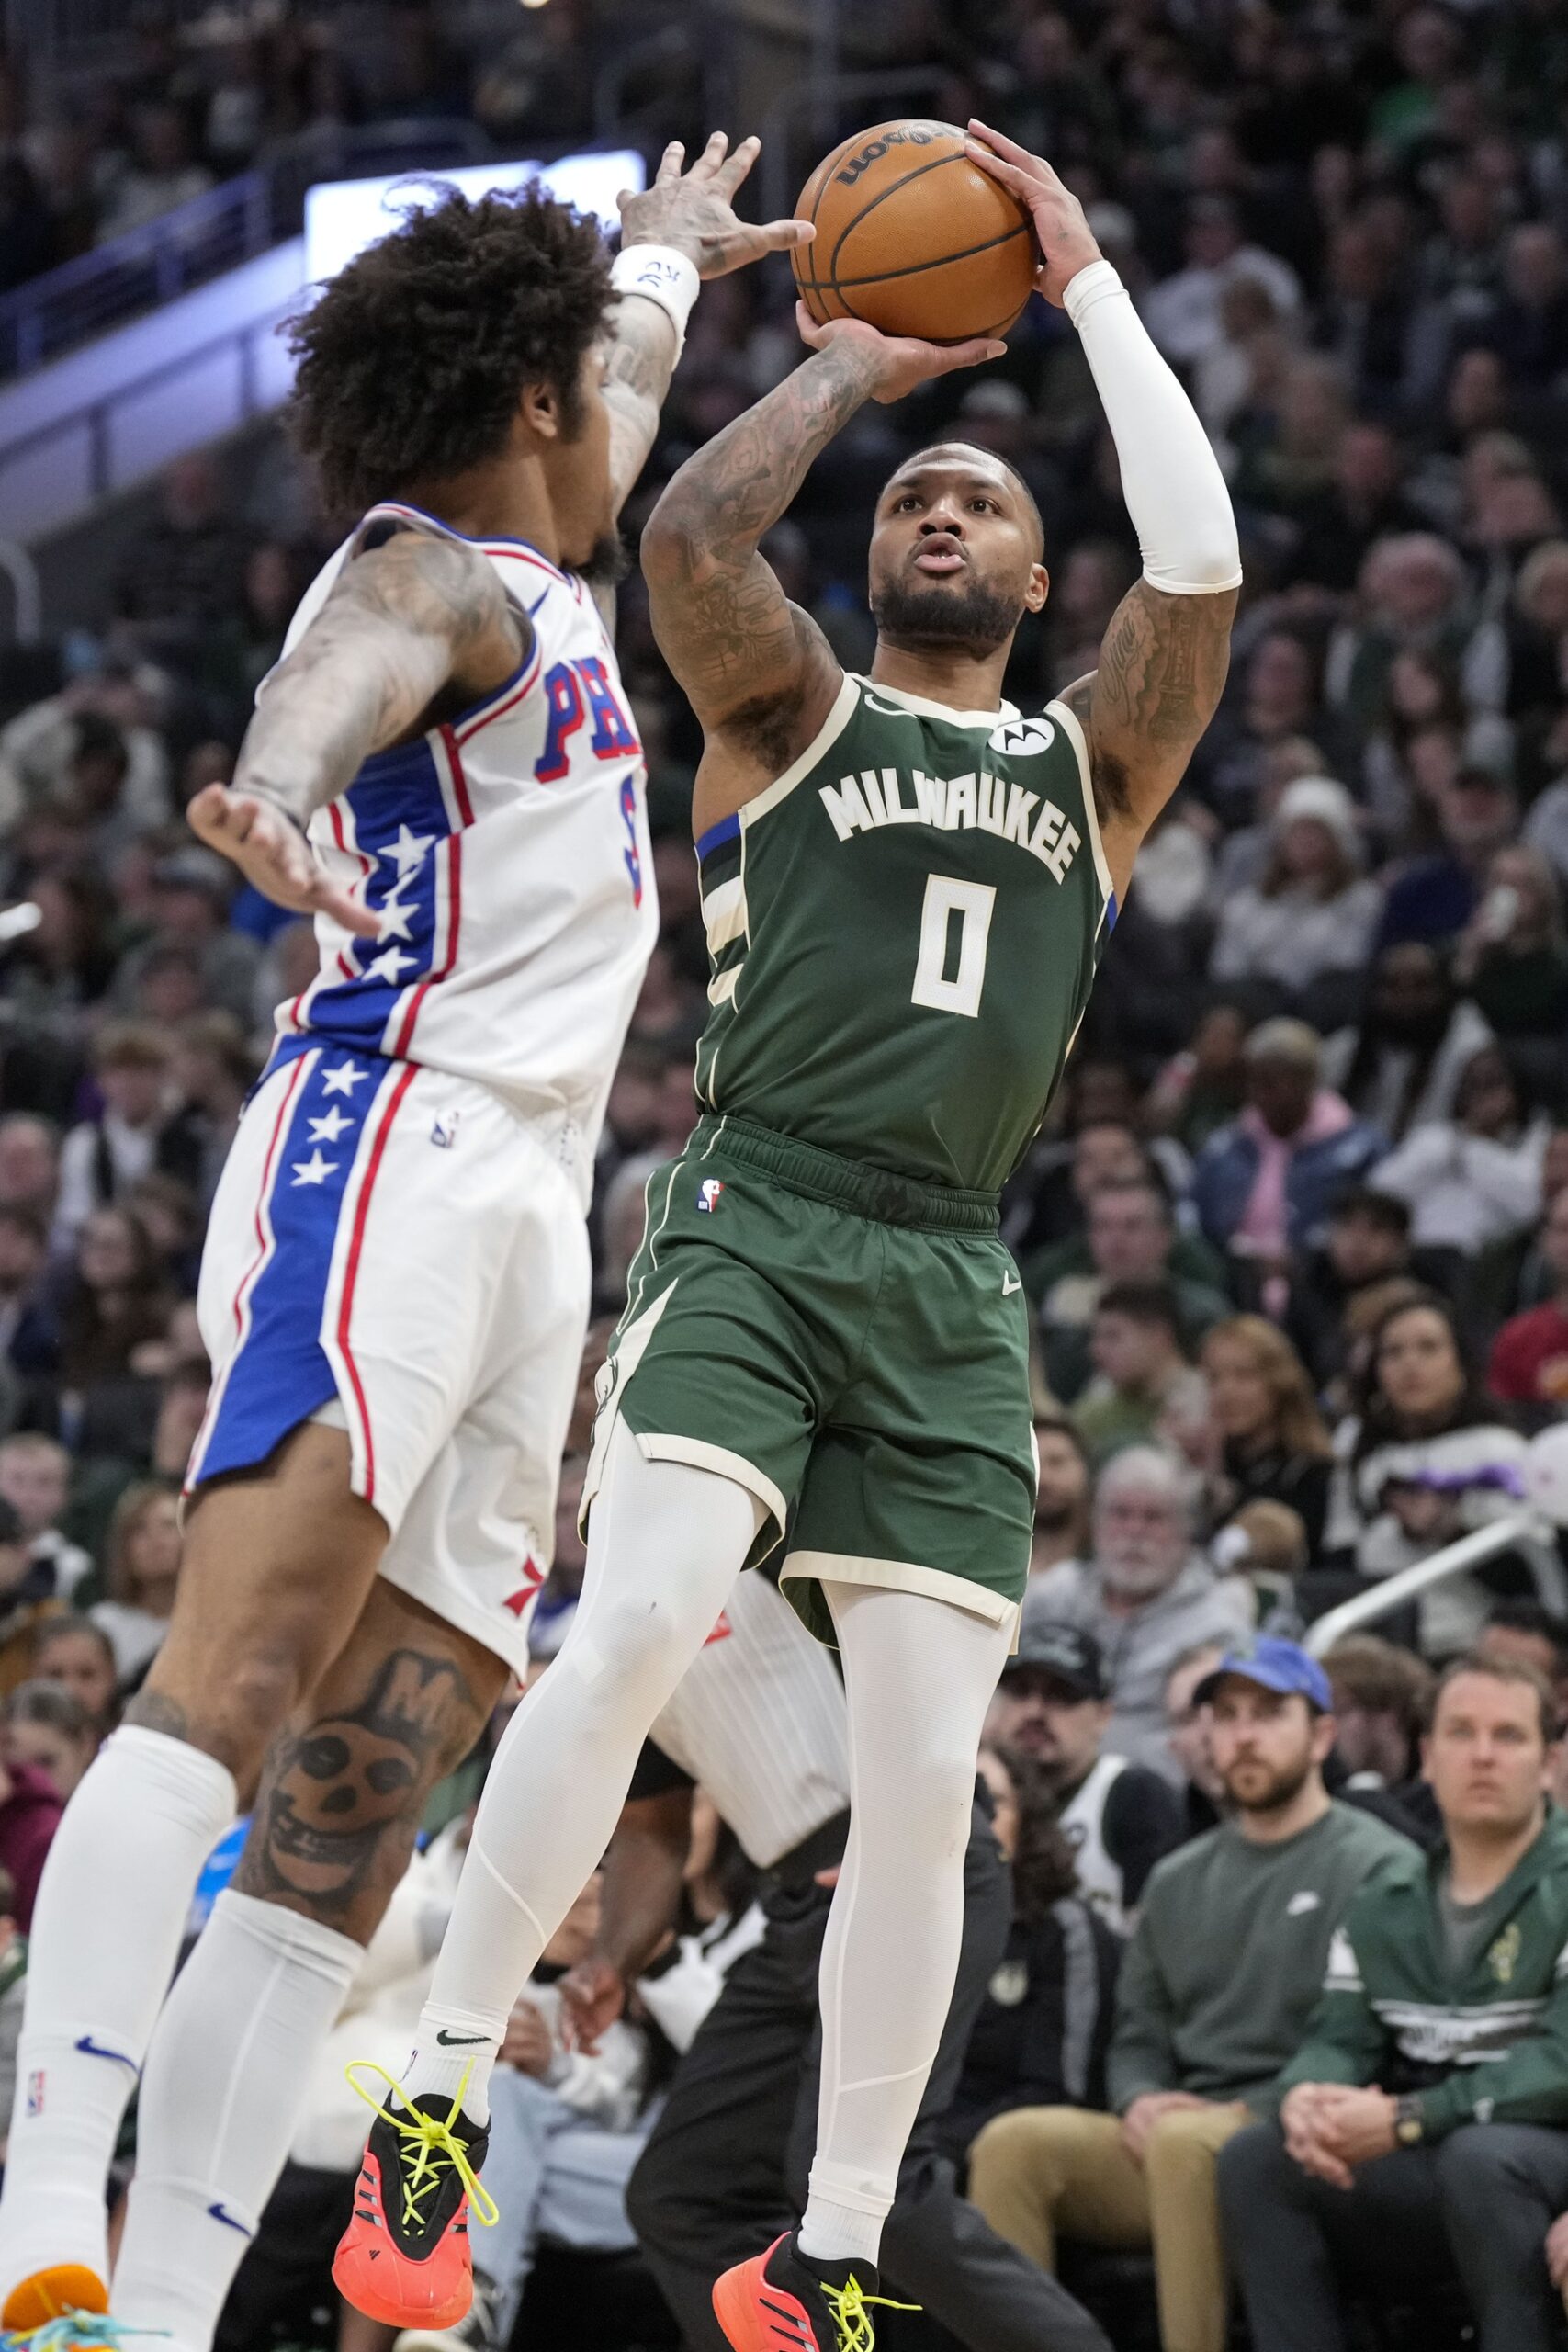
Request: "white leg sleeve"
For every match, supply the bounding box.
[799,1584,1012,2269]
[403,1419,762,2122]
[112,1890,360,2352]
[0,1728,237,2304]
[1066,260,1241,595]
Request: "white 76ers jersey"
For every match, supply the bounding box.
[271,502,658,1193]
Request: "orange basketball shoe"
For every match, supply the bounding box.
[331,2064,497,2329]
[712,2233,915,2352]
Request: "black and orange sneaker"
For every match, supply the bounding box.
[712,2233,915,2352]
[332,2063,498,2329]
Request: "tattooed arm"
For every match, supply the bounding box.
[186,528,524,933]
[604,131,814,533]
[1063,580,1238,888]
[643,313,1006,795]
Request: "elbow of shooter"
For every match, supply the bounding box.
[1142,537,1243,598]
[640,493,703,586]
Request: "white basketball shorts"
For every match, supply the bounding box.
[186,1040,590,1675]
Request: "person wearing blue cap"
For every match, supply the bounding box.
[970,1635,1411,2352]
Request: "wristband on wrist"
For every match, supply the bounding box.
[611,243,701,361]
[1393,2094,1426,2146]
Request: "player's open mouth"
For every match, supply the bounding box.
[913,541,967,573]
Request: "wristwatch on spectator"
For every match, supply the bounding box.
[1393,2095,1426,2147]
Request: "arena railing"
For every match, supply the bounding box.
[1303,1429,1568,1657]
[0,172,275,381]
[0,118,498,386]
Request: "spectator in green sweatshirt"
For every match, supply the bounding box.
[1220,1653,1568,2352]
[969,1639,1411,2352]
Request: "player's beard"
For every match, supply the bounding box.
[872,573,1022,658]
[579,531,629,590]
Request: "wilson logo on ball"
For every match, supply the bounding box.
[794,119,1036,345]
[835,126,942,187]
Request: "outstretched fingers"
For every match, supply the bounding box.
[714,131,761,198]
[688,130,732,182]
[190,786,378,936]
[748,215,814,256]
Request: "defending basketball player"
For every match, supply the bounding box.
[331,126,1238,2352]
[0,138,809,2350]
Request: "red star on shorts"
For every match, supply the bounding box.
[503,1558,546,1617]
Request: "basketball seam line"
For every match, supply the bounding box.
[826,145,973,280]
[796,128,923,322]
[794,220,1033,294]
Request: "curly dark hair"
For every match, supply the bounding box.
[288,184,615,514]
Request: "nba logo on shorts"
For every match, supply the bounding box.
[697,1179,725,1213]
[26,2069,43,2117]
[430,1112,459,1149]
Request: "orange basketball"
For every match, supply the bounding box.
[792,119,1037,345]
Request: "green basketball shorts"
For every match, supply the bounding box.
[583,1114,1035,1646]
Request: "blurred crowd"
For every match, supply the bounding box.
[4,0,1568,2347]
[0,0,619,295]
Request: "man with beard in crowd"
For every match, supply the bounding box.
[1026,1447,1252,1778]
[984,1621,1183,1931]
[1029,1416,1092,1584]
[969,1641,1412,2352]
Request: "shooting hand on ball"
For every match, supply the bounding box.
[964,123,1102,308]
[795,305,1006,404]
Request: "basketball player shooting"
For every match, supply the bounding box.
[330,124,1239,2352]
[0,137,810,2351]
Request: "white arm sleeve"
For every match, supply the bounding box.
[1065,260,1242,597]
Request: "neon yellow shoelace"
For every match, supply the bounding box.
[820,2275,919,2352]
[347,2059,501,2233]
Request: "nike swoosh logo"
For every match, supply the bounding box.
[208,2201,253,2236]
[435,2030,490,2046]
[74,2034,137,2072]
[1002,1274,1022,1295]
[861,692,919,719]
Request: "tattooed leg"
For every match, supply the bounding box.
[0,1427,389,2305]
[107,1589,505,2344]
[234,1577,506,1942]
[126,1421,389,1791]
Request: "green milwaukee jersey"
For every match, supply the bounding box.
[694,670,1116,1193]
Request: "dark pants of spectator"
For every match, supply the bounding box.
[626,1804,1111,2352]
[1217,2117,1568,2352]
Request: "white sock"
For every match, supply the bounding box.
[402,1420,760,2124]
[0,1727,236,2302]
[111,1890,360,2351]
[798,1584,1011,2272]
